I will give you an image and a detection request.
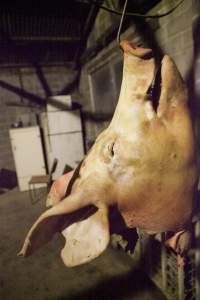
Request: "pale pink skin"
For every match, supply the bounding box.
[46,171,74,207]
[48,170,188,267]
[164,231,188,267]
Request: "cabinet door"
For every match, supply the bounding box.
[9,127,46,190]
[47,110,82,134]
[49,132,84,179]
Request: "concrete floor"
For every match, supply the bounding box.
[0,189,166,300]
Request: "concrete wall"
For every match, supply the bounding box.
[79,0,200,151]
[0,66,77,170]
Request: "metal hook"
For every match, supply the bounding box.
[117,0,128,45]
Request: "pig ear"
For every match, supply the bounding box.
[61,206,110,267]
[18,193,110,266]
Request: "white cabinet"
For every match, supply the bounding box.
[40,109,84,179]
[48,132,84,177]
[9,126,46,191]
[46,110,82,134]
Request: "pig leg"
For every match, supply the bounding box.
[19,189,110,266]
[61,204,109,266]
[47,170,111,266]
[157,54,188,119]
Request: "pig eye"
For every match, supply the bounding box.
[108,142,115,157]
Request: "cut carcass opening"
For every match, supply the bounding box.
[147,63,162,113]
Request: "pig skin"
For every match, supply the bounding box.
[19,40,198,267]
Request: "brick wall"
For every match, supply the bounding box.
[0,66,77,170]
[148,0,194,79]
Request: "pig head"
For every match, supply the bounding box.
[19,40,198,267]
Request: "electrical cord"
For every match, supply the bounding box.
[79,0,185,19]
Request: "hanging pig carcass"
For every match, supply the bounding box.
[19,40,198,267]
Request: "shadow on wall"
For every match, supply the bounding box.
[0,65,112,123]
[0,23,80,111]
[0,67,80,110]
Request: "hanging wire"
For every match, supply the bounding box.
[79,0,185,19]
[117,0,128,44]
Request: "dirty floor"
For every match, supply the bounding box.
[0,189,166,300]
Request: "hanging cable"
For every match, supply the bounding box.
[117,0,128,44]
[78,0,185,19]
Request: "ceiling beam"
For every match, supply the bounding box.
[0,36,81,42]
